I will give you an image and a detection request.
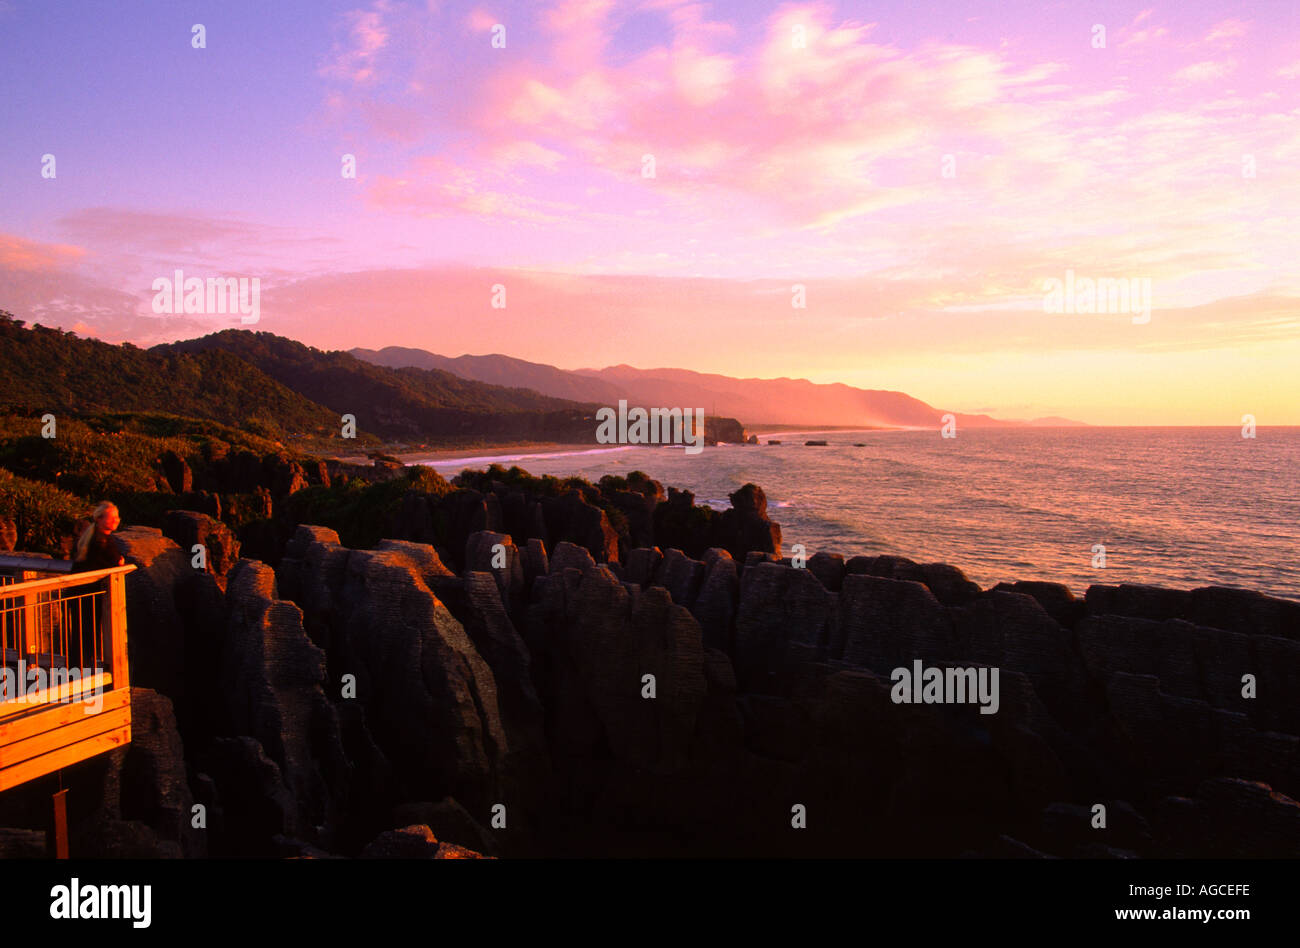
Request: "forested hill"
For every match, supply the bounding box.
[0,312,340,441]
[155,330,599,442]
[0,314,601,445]
[162,330,586,415]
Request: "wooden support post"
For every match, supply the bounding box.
[109,571,129,688]
[52,787,69,859]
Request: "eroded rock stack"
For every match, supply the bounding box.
[1,478,1295,859]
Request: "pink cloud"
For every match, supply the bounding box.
[434,3,1086,234]
[490,140,566,171]
[213,265,1300,372]
[1118,10,1170,48]
[670,47,735,106]
[1174,60,1235,82]
[541,0,616,65]
[366,156,574,222]
[57,208,259,253]
[320,1,392,84]
[323,0,1299,307]
[1202,19,1250,46]
[0,234,84,271]
[466,8,498,32]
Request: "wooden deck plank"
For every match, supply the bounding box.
[0,671,113,719]
[0,704,130,769]
[0,688,130,744]
[0,723,131,793]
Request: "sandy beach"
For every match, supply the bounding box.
[335,441,602,468]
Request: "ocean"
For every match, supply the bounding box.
[415,427,1300,601]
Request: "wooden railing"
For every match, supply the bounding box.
[0,564,135,792]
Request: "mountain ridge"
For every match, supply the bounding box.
[353,346,1083,428]
[154,331,602,442]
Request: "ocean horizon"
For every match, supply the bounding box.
[417,426,1300,601]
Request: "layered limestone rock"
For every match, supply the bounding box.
[7,489,1295,858]
[219,559,350,847]
[163,509,241,587]
[332,543,511,816]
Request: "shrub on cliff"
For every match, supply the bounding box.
[0,422,178,497]
[0,412,340,516]
[0,467,85,555]
[652,488,722,558]
[0,412,289,497]
[598,470,662,502]
[113,489,196,531]
[280,466,452,549]
[455,464,587,498]
[625,470,664,501]
[405,465,453,499]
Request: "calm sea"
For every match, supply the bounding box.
[417,428,1300,601]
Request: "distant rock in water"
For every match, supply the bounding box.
[805,439,828,446]
[704,416,746,445]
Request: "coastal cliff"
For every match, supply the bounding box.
[1,468,1296,858]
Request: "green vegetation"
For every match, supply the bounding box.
[452,464,644,538]
[158,329,582,415]
[78,411,289,449]
[0,412,297,496]
[1,414,188,496]
[0,312,357,450]
[0,467,87,555]
[598,470,660,499]
[156,330,599,441]
[0,310,637,560]
[455,464,584,498]
[281,466,453,550]
[0,312,611,451]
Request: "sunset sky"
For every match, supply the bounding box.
[2,0,1297,425]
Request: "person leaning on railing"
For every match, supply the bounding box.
[67,501,125,668]
[71,502,125,573]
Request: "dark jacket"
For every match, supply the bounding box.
[72,530,123,573]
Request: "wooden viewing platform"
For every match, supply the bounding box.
[0,561,135,793]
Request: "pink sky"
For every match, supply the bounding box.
[2,0,1298,424]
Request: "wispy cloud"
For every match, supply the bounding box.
[4,0,1299,423]
[1174,59,1235,82]
[320,0,393,84]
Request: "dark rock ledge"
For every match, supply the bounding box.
[1,481,1296,859]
